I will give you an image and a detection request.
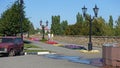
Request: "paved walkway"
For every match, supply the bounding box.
[0,55,99,68]
[28,40,103,68]
[31,40,102,59]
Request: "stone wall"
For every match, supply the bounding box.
[53,36,120,47]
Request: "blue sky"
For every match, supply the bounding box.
[0,0,120,29]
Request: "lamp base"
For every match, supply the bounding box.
[88,42,92,51]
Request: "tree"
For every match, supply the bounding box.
[35,28,41,34]
[92,17,106,36]
[61,20,68,35]
[115,16,120,36]
[104,15,115,36]
[80,14,90,35]
[75,12,83,35]
[24,18,35,35]
[76,12,83,24]
[51,15,61,35]
[0,0,33,36]
[109,15,113,28]
[64,24,75,35]
[80,20,89,35]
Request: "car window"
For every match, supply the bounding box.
[0,38,2,43]
[18,38,23,43]
[2,38,14,43]
[14,39,19,44]
[14,38,23,44]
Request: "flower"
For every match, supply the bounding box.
[46,41,58,44]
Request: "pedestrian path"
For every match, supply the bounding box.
[27,39,103,67]
[31,40,102,58]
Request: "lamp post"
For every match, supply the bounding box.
[82,5,99,51]
[20,0,23,39]
[40,20,48,40]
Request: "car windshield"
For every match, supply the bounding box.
[0,38,14,43]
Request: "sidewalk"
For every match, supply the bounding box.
[31,40,102,58]
[28,40,103,68]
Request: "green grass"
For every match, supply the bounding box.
[25,50,50,52]
[24,43,50,52]
[40,38,48,42]
[24,44,50,52]
[24,44,40,49]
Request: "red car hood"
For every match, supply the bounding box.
[0,43,13,48]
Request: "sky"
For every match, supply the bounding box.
[0,0,120,29]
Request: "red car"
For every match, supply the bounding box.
[0,37,24,56]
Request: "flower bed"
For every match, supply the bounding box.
[29,37,40,41]
[64,44,87,50]
[46,41,58,44]
[53,44,63,46]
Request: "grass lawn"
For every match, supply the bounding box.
[24,44,40,49]
[25,50,50,52]
[40,38,48,42]
[24,44,50,52]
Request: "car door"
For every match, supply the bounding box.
[14,38,21,52]
[15,38,23,51]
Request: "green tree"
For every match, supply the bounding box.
[34,28,41,34]
[51,15,61,35]
[24,18,35,35]
[0,0,33,36]
[81,20,89,35]
[75,12,83,35]
[65,24,75,35]
[104,24,114,36]
[104,15,115,36]
[76,12,83,24]
[115,16,120,36]
[92,17,106,36]
[109,15,113,28]
[80,14,90,35]
[61,20,68,35]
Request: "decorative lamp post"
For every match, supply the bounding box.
[82,5,99,51]
[40,20,48,40]
[20,0,23,39]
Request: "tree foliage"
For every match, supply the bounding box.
[51,15,61,35]
[109,15,113,28]
[50,12,120,36]
[0,0,35,36]
[61,20,68,35]
[115,16,120,36]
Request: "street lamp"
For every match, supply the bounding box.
[20,0,23,39]
[82,5,99,51]
[40,20,48,40]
